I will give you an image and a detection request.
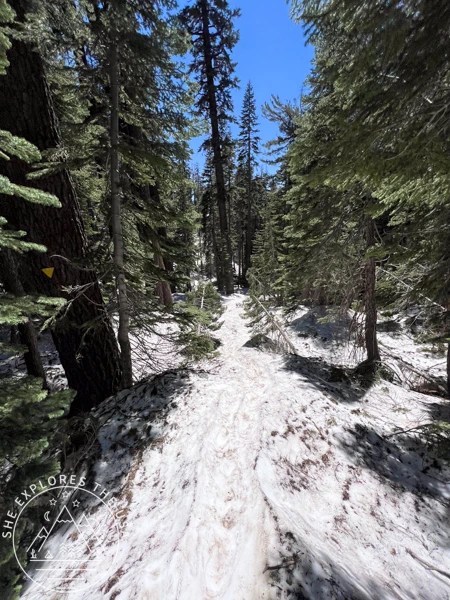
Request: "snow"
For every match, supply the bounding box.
[20,294,450,599]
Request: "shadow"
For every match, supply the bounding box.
[267,537,406,599]
[428,400,450,425]
[77,368,193,495]
[377,319,402,334]
[283,354,375,404]
[290,307,352,345]
[3,369,193,599]
[338,415,450,551]
[341,423,449,499]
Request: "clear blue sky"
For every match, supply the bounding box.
[189,0,314,173]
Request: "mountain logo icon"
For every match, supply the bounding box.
[10,481,121,594]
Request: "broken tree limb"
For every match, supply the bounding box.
[406,548,450,581]
[249,291,297,355]
[379,341,448,396]
[263,558,298,573]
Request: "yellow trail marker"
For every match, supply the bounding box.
[41,267,55,279]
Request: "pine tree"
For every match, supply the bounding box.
[236,81,260,282]
[29,0,194,386]
[107,1,132,387]
[262,95,300,191]
[285,104,383,368]
[181,0,239,294]
[0,0,123,412]
[0,4,71,594]
[247,97,299,326]
[290,0,450,385]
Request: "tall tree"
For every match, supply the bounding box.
[181,0,239,294]
[33,0,193,384]
[108,2,132,387]
[291,0,450,386]
[0,0,122,412]
[237,81,260,281]
[0,5,71,594]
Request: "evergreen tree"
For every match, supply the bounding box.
[236,81,260,282]
[0,4,71,594]
[107,0,132,386]
[0,0,122,412]
[30,0,194,387]
[180,0,239,294]
[290,0,450,385]
[285,107,383,367]
[247,97,299,324]
[262,95,300,190]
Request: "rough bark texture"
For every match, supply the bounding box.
[0,0,122,412]
[199,0,233,295]
[0,250,47,383]
[243,155,254,282]
[447,342,450,396]
[364,217,380,364]
[109,38,133,388]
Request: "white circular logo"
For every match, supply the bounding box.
[3,475,122,594]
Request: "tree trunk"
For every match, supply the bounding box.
[199,0,233,295]
[120,119,173,307]
[447,342,450,396]
[0,0,122,413]
[364,217,380,364]
[243,156,253,281]
[0,250,47,383]
[109,38,133,388]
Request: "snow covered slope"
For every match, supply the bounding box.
[21,295,450,599]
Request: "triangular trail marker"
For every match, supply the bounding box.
[41,267,54,279]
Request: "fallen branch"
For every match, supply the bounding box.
[379,342,448,396]
[385,424,432,438]
[264,557,298,572]
[406,548,450,581]
[250,292,297,355]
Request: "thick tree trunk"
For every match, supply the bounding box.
[0,0,122,412]
[0,250,47,383]
[364,217,380,364]
[200,0,233,295]
[109,39,133,388]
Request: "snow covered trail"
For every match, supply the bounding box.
[121,295,278,599]
[21,294,450,599]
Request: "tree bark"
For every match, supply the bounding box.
[109,38,133,388]
[0,0,122,412]
[364,217,380,364]
[199,0,233,295]
[243,148,253,282]
[0,250,47,383]
[447,342,450,396]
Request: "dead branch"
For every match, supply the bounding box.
[406,548,450,581]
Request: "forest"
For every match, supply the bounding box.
[0,0,449,599]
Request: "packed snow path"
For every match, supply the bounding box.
[22,295,450,599]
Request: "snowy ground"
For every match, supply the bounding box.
[20,295,450,599]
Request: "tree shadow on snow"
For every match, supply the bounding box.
[282,354,376,404]
[289,306,353,345]
[339,416,450,549]
[267,539,402,599]
[64,369,193,496]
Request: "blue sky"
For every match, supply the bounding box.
[189,0,314,172]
